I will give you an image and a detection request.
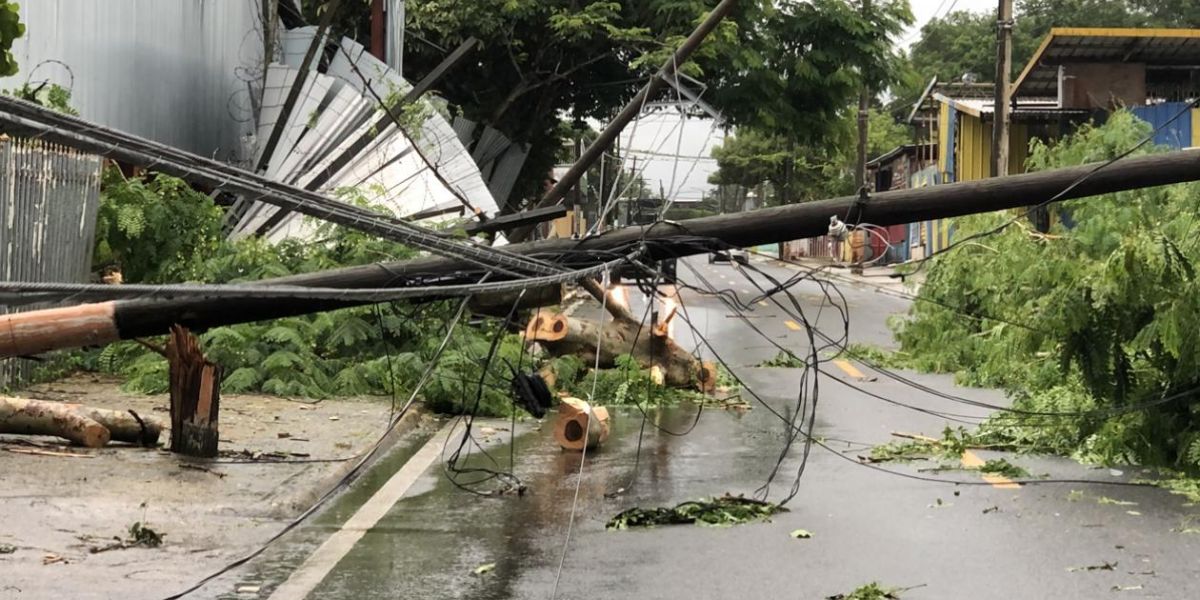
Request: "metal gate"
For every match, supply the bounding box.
[0,137,103,390]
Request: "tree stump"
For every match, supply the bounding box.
[166,325,221,457]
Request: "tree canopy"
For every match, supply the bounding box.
[397,0,912,209]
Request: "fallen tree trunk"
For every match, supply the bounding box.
[525,312,703,389]
[0,397,111,448]
[0,396,166,446]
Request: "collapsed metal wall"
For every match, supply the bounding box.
[0,138,103,390]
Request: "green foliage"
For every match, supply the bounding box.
[710,107,912,206]
[827,583,902,600]
[977,458,1031,479]
[10,83,78,115]
[607,495,785,530]
[0,1,23,77]
[893,111,1200,469]
[398,0,911,208]
[758,350,806,368]
[86,170,526,416]
[93,169,226,283]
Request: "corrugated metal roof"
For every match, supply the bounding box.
[0,0,262,161]
[932,94,1072,119]
[1014,28,1200,98]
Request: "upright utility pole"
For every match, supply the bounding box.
[856,0,871,192]
[992,0,1013,178]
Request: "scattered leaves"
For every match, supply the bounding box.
[607,495,786,530]
[976,458,1030,479]
[827,582,902,600]
[1097,497,1138,506]
[473,563,495,576]
[790,529,813,539]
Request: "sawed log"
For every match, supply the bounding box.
[0,396,166,447]
[525,312,704,389]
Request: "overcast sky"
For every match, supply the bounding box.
[621,0,1000,204]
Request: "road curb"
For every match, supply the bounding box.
[267,405,432,517]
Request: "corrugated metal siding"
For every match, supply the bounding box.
[0,0,262,161]
[1131,102,1194,149]
[0,138,103,391]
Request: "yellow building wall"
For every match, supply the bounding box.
[1192,108,1200,148]
[953,113,1031,182]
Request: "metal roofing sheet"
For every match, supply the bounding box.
[1014,28,1200,97]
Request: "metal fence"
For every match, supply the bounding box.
[0,137,103,391]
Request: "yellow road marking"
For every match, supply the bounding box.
[784,320,802,331]
[961,450,1021,489]
[832,359,865,379]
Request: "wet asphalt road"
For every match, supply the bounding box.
[218,258,1200,599]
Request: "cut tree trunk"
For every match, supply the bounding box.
[167,325,221,457]
[525,312,703,389]
[554,397,610,451]
[71,405,163,446]
[0,397,165,447]
[0,397,110,448]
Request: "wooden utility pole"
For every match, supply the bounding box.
[856,0,871,192]
[992,0,1013,178]
[7,149,1200,359]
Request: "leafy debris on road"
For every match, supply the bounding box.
[89,522,164,554]
[758,351,806,368]
[863,427,988,464]
[790,529,813,539]
[1067,560,1118,572]
[977,458,1030,479]
[1097,496,1138,506]
[607,495,785,530]
[472,563,495,576]
[0,543,15,554]
[982,506,1000,514]
[826,582,903,600]
[1111,584,1144,592]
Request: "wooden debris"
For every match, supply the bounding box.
[5,447,93,458]
[0,397,110,448]
[0,396,164,447]
[167,325,222,457]
[526,312,705,390]
[554,397,610,452]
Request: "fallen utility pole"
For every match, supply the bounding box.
[4,148,1200,359]
[505,0,740,243]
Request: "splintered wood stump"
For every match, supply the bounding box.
[554,397,610,451]
[0,396,166,447]
[167,325,221,457]
[525,313,705,389]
